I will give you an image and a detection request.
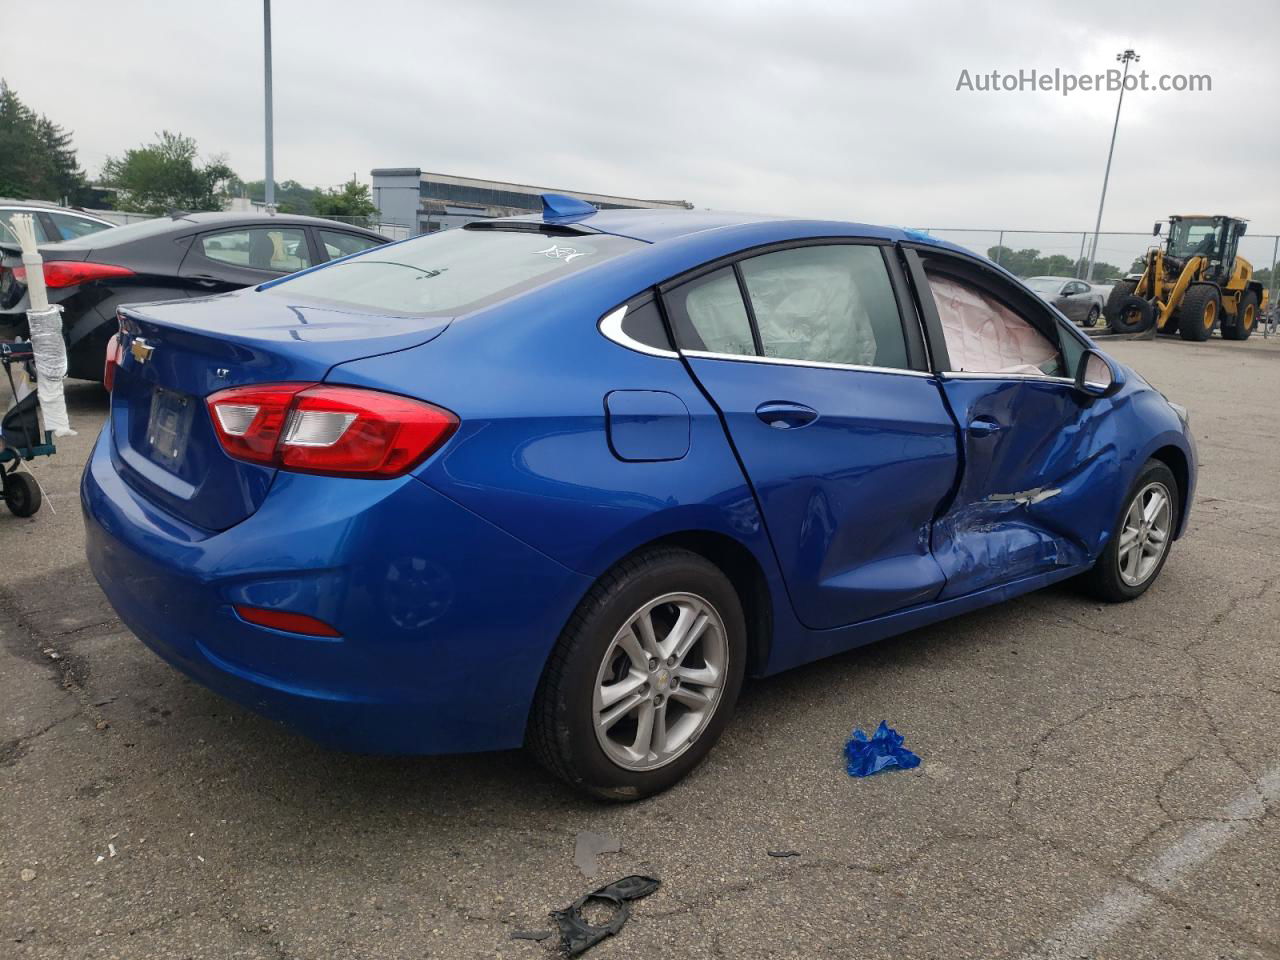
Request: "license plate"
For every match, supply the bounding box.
[146,386,195,467]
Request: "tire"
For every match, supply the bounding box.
[1221,290,1258,341]
[528,547,747,800]
[1108,294,1155,334]
[1178,284,1221,341]
[3,471,42,517]
[1081,460,1179,603]
[1103,280,1138,326]
[1084,305,1100,328]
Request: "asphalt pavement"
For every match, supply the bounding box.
[3,334,1278,959]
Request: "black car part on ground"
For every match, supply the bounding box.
[549,875,661,956]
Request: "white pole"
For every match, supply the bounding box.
[10,214,75,437]
[1086,49,1138,282]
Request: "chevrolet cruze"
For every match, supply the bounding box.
[82,196,1196,799]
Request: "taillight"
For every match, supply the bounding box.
[206,383,458,478]
[13,261,135,289]
[103,333,124,391]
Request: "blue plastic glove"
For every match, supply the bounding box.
[844,721,921,777]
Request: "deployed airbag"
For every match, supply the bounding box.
[928,273,1058,375]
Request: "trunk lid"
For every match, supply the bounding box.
[110,288,451,531]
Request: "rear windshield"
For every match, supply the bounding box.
[263,226,643,316]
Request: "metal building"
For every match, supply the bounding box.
[371,168,693,235]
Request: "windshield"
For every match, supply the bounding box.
[265,226,643,316]
[1024,278,1064,295]
[1167,220,1220,259]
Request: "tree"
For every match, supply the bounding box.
[0,80,92,204]
[986,245,1124,282]
[99,131,236,215]
[312,177,378,224]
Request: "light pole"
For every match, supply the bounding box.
[263,0,275,209]
[1085,48,1138,281]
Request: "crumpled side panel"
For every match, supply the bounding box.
[928,273,1058,375]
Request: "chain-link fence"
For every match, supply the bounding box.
[912,227,1280,299]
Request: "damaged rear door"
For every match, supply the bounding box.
[903,245,1117,599]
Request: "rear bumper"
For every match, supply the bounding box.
[81,429,590,754]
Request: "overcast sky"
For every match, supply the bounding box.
[5,0,1279,244]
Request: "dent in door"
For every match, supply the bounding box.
[933,379,1119,599]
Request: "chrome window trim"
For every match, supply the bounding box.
[939,371,1076,385]
[681,349,934,378]
[598,304,679,359]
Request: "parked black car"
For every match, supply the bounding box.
[0,212,389,381]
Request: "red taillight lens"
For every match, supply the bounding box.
[234,605,341,637]
[13,261,135,289]
[103,333,124,391]
[206,383,458,478]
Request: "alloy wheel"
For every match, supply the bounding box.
[1117,481,1173,586]
[592,592,728,771]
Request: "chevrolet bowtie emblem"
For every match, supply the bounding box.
[130,338,154,363]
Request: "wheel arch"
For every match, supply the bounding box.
[615,530,775,677]
[1148,443,1191,539]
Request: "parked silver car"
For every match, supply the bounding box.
[0,199,115,244]
[1025,275,1106,327]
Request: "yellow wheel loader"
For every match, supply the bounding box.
[1104,215,1270,341]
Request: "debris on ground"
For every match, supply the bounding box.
[843,721,921,777]
[573,830,621,879]
[20,868,36,882]
[549,874,660,956]
[766,850,800,858]
[509,929,553,941]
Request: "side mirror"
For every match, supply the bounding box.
[1238,223,1247,237]
[1074,348,1121,398]
[1152,222,1163,236]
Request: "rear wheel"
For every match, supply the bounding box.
[528,547,746,800]
[1178,284,1220,341]
[1082,460,1179,602]
[2,471,41,517]
[1084,304,1100,327]
[1221,291,1258,341]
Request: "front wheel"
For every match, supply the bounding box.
[528,547,746,800]
[1082,460,1179,602]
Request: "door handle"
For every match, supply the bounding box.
[755,401,819,429]
[967,416,1003,437]
[189,275,220,288]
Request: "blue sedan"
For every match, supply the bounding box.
[82,196,1196,798]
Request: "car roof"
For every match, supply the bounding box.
[0,199,113,222]
[484,207,928,247]
[158,211,385,234]
[1027,275,1079,282]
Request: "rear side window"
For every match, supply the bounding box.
[739,244,908,369]
[267,227,642,316]
[318,229,382,260]
[200,227,311,272]
[665,267,756,357]
[46,211,112,241]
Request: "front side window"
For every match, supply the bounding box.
[200,228,311,273]
[738,244,908,369]
[318,229,382,260]
[927,270,1063,376]
[665,267,756,357]
[0,210,53,243]
[267,226,640,316]
[1167,220,1220,259]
